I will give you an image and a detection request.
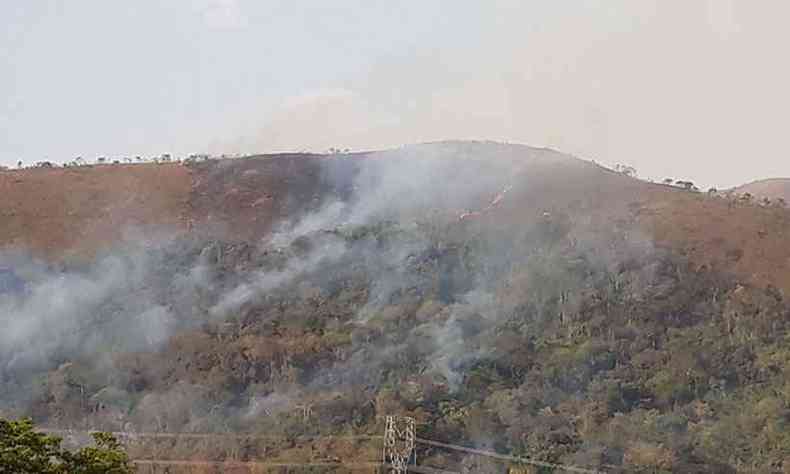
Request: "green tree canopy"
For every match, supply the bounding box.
[0,418,133,474]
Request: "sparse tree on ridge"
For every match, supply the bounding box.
[675,180,697,191]
[615,164,637,177]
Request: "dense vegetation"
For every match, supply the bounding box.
[2,203,788,472]
[0,417,132,473]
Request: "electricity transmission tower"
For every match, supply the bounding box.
[383,416,416,473]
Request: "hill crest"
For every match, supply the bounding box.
[2,141,790,296]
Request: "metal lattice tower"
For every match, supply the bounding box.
[383,415,416,473]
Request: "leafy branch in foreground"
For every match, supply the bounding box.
[0,417,133,474]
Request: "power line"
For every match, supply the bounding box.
[133,460,380,469]
[40,428,615,473]
[133,460,459,473]
[41,428,381,441]
[416,437,606,474]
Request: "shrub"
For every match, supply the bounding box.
[0,417,133,473]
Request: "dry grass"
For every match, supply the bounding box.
[0,164,190,259]
[3,149,790,298]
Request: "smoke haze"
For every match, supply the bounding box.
[0,143,654,430]
[2,1,790,187]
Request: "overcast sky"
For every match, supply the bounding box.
[2,1,788,188]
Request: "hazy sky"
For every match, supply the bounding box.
[2,1,789,188]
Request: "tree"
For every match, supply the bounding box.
[615,164,637,177]
[0,417,133,473]
[663,178,674,185]
[675,180,696,191]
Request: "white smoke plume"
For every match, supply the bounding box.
[0,141,670,440]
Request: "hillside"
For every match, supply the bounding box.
[735,178,790,203]
[3,144,790,296]
[3,141,790,472]
[0,163,191,260]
